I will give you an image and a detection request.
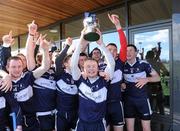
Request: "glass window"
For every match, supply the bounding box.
[89,30,126,54]
[11,37,18,51]
[89,32,119,52]
[61,38,81,54]
[39,26,60,42]
[129,0,172,26]
[87,6,126,53]
[64,18,83,38]
[63,6,125,39]
[39,26,60,48]
[11,37,19,55]
[133,29,170,115]
[20,34,27,49]
[97,6,126,32]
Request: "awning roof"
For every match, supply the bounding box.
[0,0,119,39]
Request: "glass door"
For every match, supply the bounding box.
[129,25,172,116]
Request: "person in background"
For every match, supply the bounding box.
[55,37,79,131]
[105,13,127,131]
[78,52,88,71]
[25,21,56,131]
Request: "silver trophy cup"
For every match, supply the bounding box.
[83,13,100,42]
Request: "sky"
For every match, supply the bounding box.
[134,29,169,61]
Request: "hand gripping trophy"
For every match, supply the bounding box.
[83,12,100,42]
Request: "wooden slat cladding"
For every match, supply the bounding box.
[0,0,118,40]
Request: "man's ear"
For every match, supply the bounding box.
[6,65,9,72]
[63,62,67,68]
[135,51,138,56]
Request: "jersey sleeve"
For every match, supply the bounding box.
[74,75,83,88]
[55,44,70,77]
[25,71,36,85]
[144,62,153,75]
[0,46,11,71]
[117,29,127,63]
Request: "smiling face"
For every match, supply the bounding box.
[78,55,87,70]
[84,59,98,78]
[7,58,23,80]
[106,44,118,59]
[127,46,138,62]
[91,49,101,61]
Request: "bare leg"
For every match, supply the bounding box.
[113,125,124,131]
[141,120,151,131]
[126,118,135,131]
[106,125,110,131]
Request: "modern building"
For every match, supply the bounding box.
[0,0,180,130]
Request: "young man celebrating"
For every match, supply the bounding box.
[123,44,160,131]
[105,13,127,131]
[0,32,50,131]
[70,28,115,131]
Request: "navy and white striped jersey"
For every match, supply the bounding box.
[56,71,78,111]
[99,58,124,102]
[123,58,153,98]
[0,91,22,127]
[76,76,109,122]
[33,67,56,112]
[12,71,36,114]
[108,59,124,102]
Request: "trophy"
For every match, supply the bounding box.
[83,12,100,42]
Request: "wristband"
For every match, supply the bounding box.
[29,33,35,36]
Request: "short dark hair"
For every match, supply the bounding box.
[127,44,137,52]
[106,43,117,48]
[80,52,88,57]
[17,53,25,57]
[89,47,101,57]
[84,57,98,64]
[7,56,23,67]
[63,54,72,64]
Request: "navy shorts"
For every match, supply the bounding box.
[124,97,152,120]
[22,114,40,131]
[37,114,55,131]
[56,110,78,131]
[75,119,106,131]
[106,101,125,126]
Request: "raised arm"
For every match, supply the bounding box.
[55,37,72,76]
[25,20,38,71]
[108,14,127,62]
[96,29,115,79]
[0,31,14,71]
[70,29,88,80]
[32,36,50,79]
